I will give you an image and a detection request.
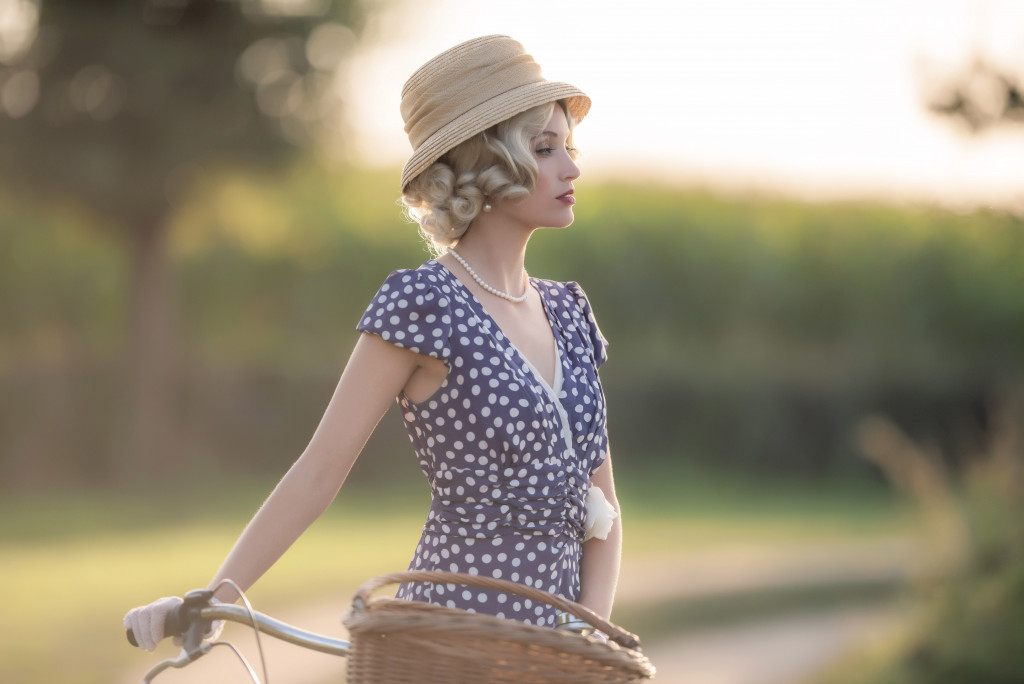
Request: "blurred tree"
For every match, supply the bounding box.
[925,58,1024,133]
[0,0,362,478]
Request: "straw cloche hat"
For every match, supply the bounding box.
[400,35,591,190]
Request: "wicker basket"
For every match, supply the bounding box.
[342,571,656,684]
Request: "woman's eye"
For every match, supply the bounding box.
[536,146,555,155]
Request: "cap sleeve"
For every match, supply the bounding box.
[357,268,453,362]
[567,281,609,369]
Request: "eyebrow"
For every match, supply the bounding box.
[535,130,564,139]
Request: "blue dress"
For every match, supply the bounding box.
[357,259,609,626]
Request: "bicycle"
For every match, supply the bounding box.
[126,571,656,683]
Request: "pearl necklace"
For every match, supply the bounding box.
[448,248,530,303]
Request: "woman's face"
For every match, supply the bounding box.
[499,106,581,230]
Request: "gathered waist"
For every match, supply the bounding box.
[424,464,587,540]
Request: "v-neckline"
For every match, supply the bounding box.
[434,260,563,394]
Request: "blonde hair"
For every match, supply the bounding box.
[401,101,577,254]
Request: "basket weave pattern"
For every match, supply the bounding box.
[343,571,656,684]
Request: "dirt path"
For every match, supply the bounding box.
[643,603,911,684]
[119,536,920,684]
[617,536,919,605]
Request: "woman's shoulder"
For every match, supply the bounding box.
[378,259,448,285]
[530,277,593,314]
[532,276,608,367]
[365,260,457,307]
[357,260,455,359]
[366,260,455,302]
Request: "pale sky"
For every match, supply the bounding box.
[340,0,1024,212]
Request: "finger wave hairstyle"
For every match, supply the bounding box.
[401,101,578,254]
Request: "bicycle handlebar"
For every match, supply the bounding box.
[126,592,350,657]
[200,604,350,656]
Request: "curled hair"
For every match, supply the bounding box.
[402,101,578,254]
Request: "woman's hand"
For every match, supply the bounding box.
[123,596,224,651]
[123,596,182,652]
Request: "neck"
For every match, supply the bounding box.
[449,214,532,293]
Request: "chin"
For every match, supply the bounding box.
[548,212,576,229]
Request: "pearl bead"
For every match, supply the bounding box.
[448,249,529,303]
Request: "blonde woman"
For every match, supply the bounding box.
[125,35,620,650]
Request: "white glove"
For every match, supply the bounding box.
[124,596,183,652]
[583,484,618,541]
[204,607,225,643]
[124,596,224,652]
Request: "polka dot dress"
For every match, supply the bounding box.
[357,260,609,627]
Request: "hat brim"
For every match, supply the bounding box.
[401,81,590,190]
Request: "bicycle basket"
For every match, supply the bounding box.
[342,571,656,684]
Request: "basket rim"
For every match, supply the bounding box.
[348,570,642,648]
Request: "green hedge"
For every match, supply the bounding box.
[2,168,1023,485]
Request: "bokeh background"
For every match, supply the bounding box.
[2,1,1023,683]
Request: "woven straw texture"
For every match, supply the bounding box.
[343,571,655,684]
[399,35,590,189]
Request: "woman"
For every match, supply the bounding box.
[125,34,620,651]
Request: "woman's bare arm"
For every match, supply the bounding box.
[207,332,439,602]
[577,451,622,620]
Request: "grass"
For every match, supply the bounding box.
[619,463,914,550]
[0,466,914,684]
[0,480,425,684]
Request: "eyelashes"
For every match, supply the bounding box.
[535,145,580,157]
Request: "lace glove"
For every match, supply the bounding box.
[123,596,182,652]
[583,484,619,541]
[124,596,224,651]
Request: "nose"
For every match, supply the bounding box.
[563,155,581,181]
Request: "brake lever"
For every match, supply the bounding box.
[140,643,215,684]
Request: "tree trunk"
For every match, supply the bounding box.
[120,212,180,481]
